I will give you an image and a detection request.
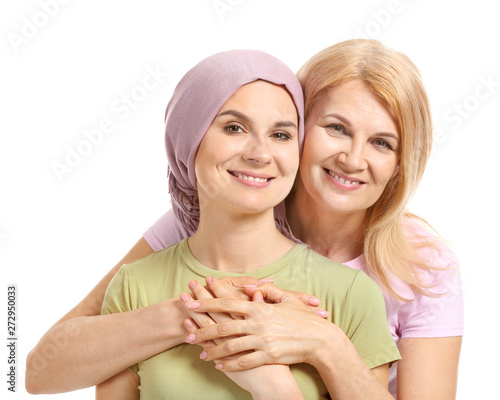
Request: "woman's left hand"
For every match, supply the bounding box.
[183,281,342,372]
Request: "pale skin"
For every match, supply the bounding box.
[26,80,461,398]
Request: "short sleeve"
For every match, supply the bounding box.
[342,271,401,368]
[401,266,463,339]
[101,266,140,375]
[143,208,194,252]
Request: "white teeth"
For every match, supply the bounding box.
[237,173,268,183]
[328,170,361,185]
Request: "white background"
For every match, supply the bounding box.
[1,1,499,398]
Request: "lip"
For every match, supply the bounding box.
[228,170,274,188]
[324,168,365,191]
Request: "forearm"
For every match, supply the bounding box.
[313,334,392,400]
[250,368,305,400]
[226,365,305,400]
[26,299,186,394]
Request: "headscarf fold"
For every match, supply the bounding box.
[165,49,304,235]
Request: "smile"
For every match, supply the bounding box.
[228,171,273,183]
[325,169,364,185]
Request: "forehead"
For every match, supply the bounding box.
[220,80,297,116]
[316,80,398,133]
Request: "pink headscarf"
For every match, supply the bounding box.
[165,49,304,234]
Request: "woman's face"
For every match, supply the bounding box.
[299,79,400,217]
[195,80,299,214]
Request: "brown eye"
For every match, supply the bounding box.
[326,124,346,134]
[225,124,243,133]
[373,138,393,150]
[271,131,292,141]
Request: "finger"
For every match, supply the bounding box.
[185,297,254,317]
[245,283,321,307]
[243,283,295,304]
[218,275,260,288]
[185,319,249,344]
[311,307,329,318]
[189,280,233,323]
[180,292,217,329]
[184,319,216,349]
[207,276,248,301]
[201,335,264,363]
[206,277,247,320]
[214,350,271,372]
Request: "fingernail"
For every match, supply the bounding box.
[185,334,195,343]
[317,310,329,318]
[215,363,223,370]
[187,301,200,310]
[188,280,197,290]
[199,351,207,360]
[259,278,274,283]
[308,297,321,306]
[185,319,194,328]
[180,293,190,303]
[206,276,213,285]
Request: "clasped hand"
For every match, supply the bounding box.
[180,276,333,372]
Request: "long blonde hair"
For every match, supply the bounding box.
[297,39,447,300]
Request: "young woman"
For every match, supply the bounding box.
[26,40,462,399]
[95,49,398,399]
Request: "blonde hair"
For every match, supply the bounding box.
[297,39,446,300]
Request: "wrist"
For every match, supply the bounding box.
[309,323,351,376]
[248,366,304,400]
[147,298,187,348]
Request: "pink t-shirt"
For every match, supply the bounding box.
[144,209,464,397]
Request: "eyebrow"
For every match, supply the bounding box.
[217,109,298,130]
[325,112,399,141]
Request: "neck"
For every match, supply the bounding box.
[286,179,365,263]
[188,206,295,274]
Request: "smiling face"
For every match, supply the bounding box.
[195,80,299,215]
[299,79,400,218]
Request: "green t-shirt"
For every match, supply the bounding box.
[102,239,400,399]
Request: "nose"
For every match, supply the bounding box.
[337,138,367,172]
[242,135,272,166]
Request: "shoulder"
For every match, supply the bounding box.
[143,209,194,252]
[291,246,379,302]
[119,239,186,283]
